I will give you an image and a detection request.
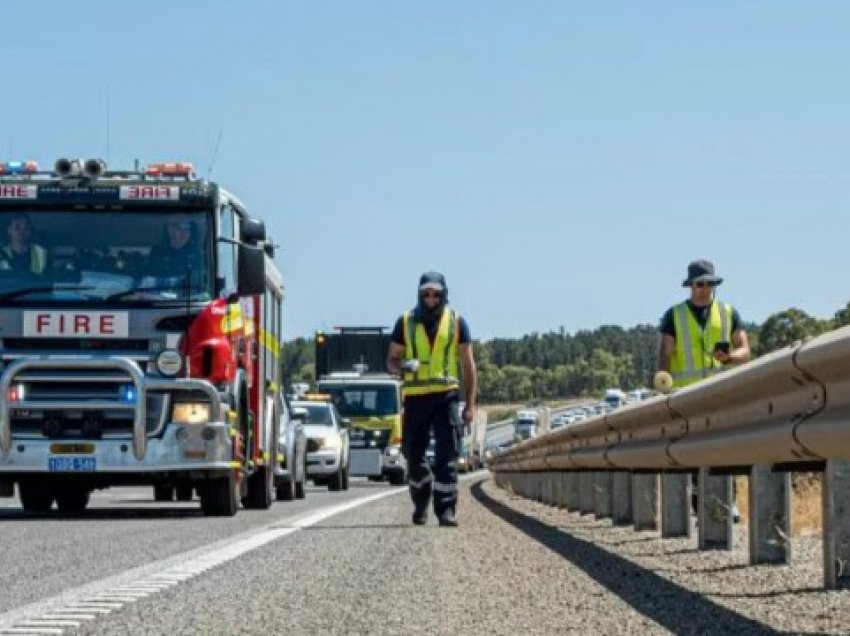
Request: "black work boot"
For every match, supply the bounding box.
[438,509,458,527]
[412,505,428,526]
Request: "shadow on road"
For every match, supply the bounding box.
[471,481,778,636]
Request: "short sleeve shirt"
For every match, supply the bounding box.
[660,300,743,337]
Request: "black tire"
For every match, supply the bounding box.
[368,475,384,483]
[295,458,306,499]
[328,465,343,491]
[341,465,350,491]
[19,480,54,513]
[388,469,407,486]
[200,473,239,517]
[56,486,90,514]
[175,484,194,502]
[276,477,295,501]
[243,465,273,510]
[154,484,174,502]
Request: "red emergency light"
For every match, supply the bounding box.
[146,162,194,177]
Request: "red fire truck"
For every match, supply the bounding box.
[0,158,284,516]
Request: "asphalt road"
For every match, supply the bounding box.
[2,471,844,635]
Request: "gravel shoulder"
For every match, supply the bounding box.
[74,473,850,635]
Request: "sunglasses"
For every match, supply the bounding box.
[694,281,717,289]
[420,291,443,299]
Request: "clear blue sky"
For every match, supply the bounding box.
[3,2,848,339]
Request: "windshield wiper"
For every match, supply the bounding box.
[106,284,201,302]
[0,285,95,302]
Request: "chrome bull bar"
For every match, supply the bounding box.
[0,355,221,462]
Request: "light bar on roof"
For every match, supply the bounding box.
[146,162,194,177]
[0,161,38,175]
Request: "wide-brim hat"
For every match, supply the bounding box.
[682,259,723,287]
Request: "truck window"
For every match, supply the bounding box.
[217,204,237,296]
[0,209,212,303]
[318,384,399,418]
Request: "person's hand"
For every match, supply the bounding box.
[400,359,420,373]
[462,404,474,425]
[713,350,732,364]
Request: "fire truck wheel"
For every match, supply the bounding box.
[19,480,55,513]
[244,466,274,510]
[154,484,175,502]
[275,477,295,501]
[200,473,239,517]
[175,484,194,502]
[56,486,90,514]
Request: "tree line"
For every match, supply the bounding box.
[283,301,850,403]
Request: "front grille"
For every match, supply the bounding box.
[3,338,149,352]
[7,368,168,439]
[349,427,392,451]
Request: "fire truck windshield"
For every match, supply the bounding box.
[0,209,212,304]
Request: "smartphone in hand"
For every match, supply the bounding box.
[713,341,731,354]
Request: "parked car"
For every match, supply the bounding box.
[293,397,351,491]
[275,394,308,501]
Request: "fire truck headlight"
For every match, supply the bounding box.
[172,402,211,425]
[156,349,183,377]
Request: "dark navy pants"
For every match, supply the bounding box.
[402,391,461,517]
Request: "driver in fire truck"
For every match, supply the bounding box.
[0,213,49,274]
[146,215,204,277]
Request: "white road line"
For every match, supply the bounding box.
[0,486,407,634]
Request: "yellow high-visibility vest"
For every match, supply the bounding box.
[0,245,47,274]
[670,300,733,388]
[402,309,460,398]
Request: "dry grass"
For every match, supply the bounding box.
[734,473,821,537]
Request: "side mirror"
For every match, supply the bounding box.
[241,217,266,245]
[263,243,275,258]
[237,243,265,296]
[291,407,308,421]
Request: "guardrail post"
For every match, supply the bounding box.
[545,472,556,505]
[632,473,659,531]
[824,459,850,590]
[611,471,632,525]
[557,472,567,508]
[749,466,791,565]
[594,472,612,518]
[698,468,733,550]
[565,472,581,511]
[580,471,595,515]
[661,473,691,538]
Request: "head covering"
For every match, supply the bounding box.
[682,259,723,287]
[414,271,448,324]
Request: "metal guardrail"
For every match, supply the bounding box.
[487,325,850,589]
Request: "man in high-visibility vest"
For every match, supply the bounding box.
[0,214,48,274]
[658,259,750,387]
[387,272,477,527]
[658,259,750,521]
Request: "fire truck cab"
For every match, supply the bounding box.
[0,158,284,516]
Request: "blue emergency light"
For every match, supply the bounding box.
[121,385,138,403]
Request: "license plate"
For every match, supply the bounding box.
[48,457,96,472]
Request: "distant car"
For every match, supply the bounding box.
[275,395,308,501]
[292,399,351,492]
